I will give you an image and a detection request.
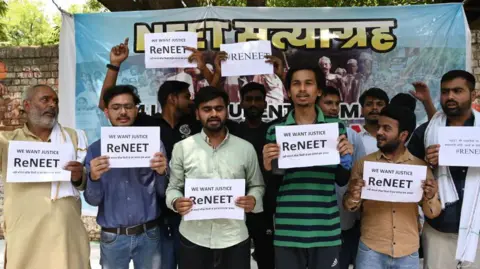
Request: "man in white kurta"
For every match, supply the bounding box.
[0,85,90,269]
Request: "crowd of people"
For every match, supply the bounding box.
[0,36,479,269]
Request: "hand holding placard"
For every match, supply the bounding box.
[348,177,365,201]
[337,134,353,156]
[64,161,84,182]
[235,195,256,212]
[262,143,280,171]
[425,144,440,167]
[89,156,110,181]
[150,152,167,175]
[174,198,193,216]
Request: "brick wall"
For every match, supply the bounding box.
[1,31,480,241]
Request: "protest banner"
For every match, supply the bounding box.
[361,161,426,203]
[438,127,480,167]
[184,178,245,221]
[276,123,340,169]
[101,126,161,168]
[6,141,73,183]
[220,40,273,77]
[59,4,469,215]
[144,32,198,69]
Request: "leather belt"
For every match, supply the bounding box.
[102,219,159,236]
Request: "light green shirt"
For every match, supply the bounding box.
[166,129,265,249]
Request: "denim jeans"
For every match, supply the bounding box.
[160,222,180,269]
[100,226,162,269]
[356,240,419,269]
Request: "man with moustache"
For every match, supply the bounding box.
[318,56,347,100]
[235,82,275,269]
[358,88,389,154]
[344,105,441,269]
[263,66,353,269]
[85,85,168,269]
[100,39,202,269]
[166,86,265,269]
[317,86,366,269]
[407,70,480,268]
[0,84,90,269]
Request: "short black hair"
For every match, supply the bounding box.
[157,80,190,108]
[359,87,389,107]
[103,85,141,107]
[240,82,266,101]
[390,93,416,112]
[285,66,326,91]
[441,70,476,91]
[321,86,341,100]
[379,104,416,141]
[194,86,229,109]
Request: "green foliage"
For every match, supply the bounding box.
[0,0,8,42]
[2,0,54,46]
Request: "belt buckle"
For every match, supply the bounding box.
[125,226,136,236]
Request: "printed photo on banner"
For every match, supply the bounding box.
[220,40,274,77]
[100,126,161,168]
[144,32,198,69]
[6,141,73,183]
[438,126,480,167]
[361,161,426,203]
[275,123,340,169]
[184,178,245,221]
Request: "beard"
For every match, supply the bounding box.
[441,98,471,117]
[377,138,401,153]
[203,118,226,133]
[29,106,57,129]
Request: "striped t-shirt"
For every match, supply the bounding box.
[266,106,347,248]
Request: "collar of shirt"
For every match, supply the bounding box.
[446,111,475,127]
[375,149,414,164]
[359,125,375,137]
[200,128,230,149]
[284,105,325,125]
[22,124,53,142]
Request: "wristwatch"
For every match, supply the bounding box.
[106,64,120,72]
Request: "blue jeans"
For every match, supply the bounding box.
[100,226,162,269]
[356,241,419,269]
[160,221,180,269]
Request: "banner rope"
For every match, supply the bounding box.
[51,0,73,17]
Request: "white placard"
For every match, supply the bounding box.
[220,40,273,77]
[438,127,480,167]
[101,127,160,168]
[184,178,245,221]
[276,123,340,169]
[144,32,197,69]
[7,141,73,183]
[361,161,426,203]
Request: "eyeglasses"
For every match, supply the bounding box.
[109,104,137,111]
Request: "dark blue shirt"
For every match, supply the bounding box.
[408,113,475,233]
[84,139,167,228]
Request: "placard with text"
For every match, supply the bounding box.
[144,32,198,68]
[220,40,273,77]
[6,141,73,183]
[275,123,340,169]
[361,161,426,203]
[184,178,245,221]
[438,127,480,167]
[101,126,161,168]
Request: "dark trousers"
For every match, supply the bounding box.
[178,235,251,269]
[275,246,341,269]
[339,220,361,269]
[247,212,275,269]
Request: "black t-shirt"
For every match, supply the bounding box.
[407,114,475,233]
[133,113,201,160]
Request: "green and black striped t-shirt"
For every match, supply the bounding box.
[266,106,347,248]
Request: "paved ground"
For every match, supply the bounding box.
[0,240,258,269]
